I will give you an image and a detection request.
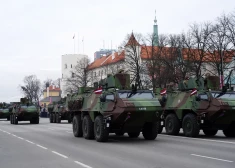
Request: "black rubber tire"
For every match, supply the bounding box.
[203,129,218,136]
[7,117,10,121]
[128,132,140,138]
[10,115,13,124]
[223,125,235,137]
[82,115,94,139]
[115,132,124,136]
[34,117,39,124]
[49,114,53,123]
[182,113,200,137]
[165,113,180,135]
[12,115,15,124]
[142,122,158,140]
[94,115,109,142]
[73,115,83,137]
[52,113,56,123]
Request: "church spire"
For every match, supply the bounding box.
[153,10,159,46]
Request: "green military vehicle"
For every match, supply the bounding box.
[0,102,10,120]
[10,98,40,124]
[158,76,235,137]
[69,71,163,142]
[48,98,72,123]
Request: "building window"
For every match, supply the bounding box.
[99,71,100,76]
[71,64,72,68]
[101,70,103,76]
[94,72,96,77]
[71,72,75,78]
[64,64,67,69]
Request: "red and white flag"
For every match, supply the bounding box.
[190,88,197,96]
[94,87,102,94]
[160,88,167,95]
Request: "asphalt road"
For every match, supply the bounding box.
[0,118,235,168]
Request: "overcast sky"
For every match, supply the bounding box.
[0,0,234,102]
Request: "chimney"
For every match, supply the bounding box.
[112,51,115,60]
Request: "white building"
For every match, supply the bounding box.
[61,54,88,97]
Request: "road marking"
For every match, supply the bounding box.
[66,131,72,133]
[6,132,11,135]
[17,137,24,140]
[36,144,48,150]
[25,140,35,144]
[52,151,68,158]
[191,154,234,163]
[160,134,235,145]
[12,134,17,137]
[74,161,93,168]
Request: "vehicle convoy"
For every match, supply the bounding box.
[0,102,10,120]
[10,98,40,124]
[157,75,235,137]
[69,71,163,142]
[48,98,72,123]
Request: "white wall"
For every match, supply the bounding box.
[61,54,88,97]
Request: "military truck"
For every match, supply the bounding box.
[0,102,10,120]
[69,71,163,142]
[48,98,72,123]
[10,98,40,124]
[158,76,235,137]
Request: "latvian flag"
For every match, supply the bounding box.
[94,87,102,94]
[190,88,197,96]
[160,88,167,95]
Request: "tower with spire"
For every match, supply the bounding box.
[153,10,159,46]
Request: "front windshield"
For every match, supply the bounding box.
[118,91,154,99]
[211,92,235,99]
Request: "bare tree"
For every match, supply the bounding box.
[207,14,234,85]
[65,57,94,93]
[123,32,145,89]
[142,33,168,89]
[19,75,41,103]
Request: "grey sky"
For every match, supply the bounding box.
[0,0,234,102]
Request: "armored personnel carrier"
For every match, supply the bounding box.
[158,76,235,137]
[48,97,72,123]
[70,71,163,142]
[0,102,10,120]
[10,98,40,124]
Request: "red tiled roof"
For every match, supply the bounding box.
[88,51,125,70]
[43,86,61,92]
[125,33,140,47]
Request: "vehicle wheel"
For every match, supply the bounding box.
[165,113,180,135]
[115,132,124,136]
[12,115,15,124]
[57,114,61,123]
[49,114,53,123]
[128,132,140,138]
[7,116,10,121]
[52,113,56,123]
[10,115,13,124]
[34,117,39,124]
[73,115,83,137]
[223,125,235,137]
[14,115,18,125]
[82,115,94,139]
[182,113,200,137]
[94,115,109,142]
[142,121,158,140]
[203,129,218,136]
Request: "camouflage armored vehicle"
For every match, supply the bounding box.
[48,97,72,123]
[0,102,10,120]
[70,71,163,142]
[158,76,235,137]
[10,98,40,124]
